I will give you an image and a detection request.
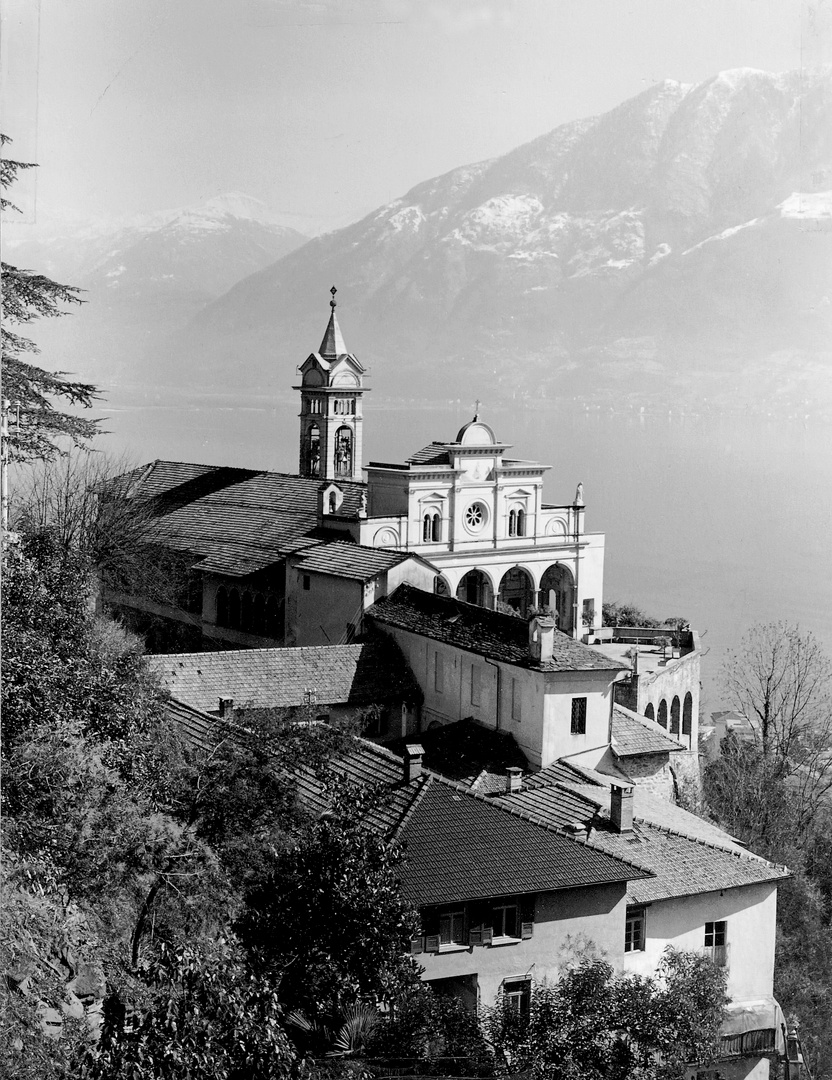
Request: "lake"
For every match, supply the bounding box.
[84,383,832,707]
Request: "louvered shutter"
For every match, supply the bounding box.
[521,896,535,938]
[410,936,424,955]
[481,926,493,945]
[521,922,534,939]
[468,927,483,946]
[425,935,441,953]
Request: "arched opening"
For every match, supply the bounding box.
[657,699,668,729]
[644,702,655,722]
[422,511,441,543]
[539,564,575,634]
[227,588,241,630]
[329,492,338,514]
[241,591,253,633]
[334,426,353,477]
[306,424,321,477]
[670,696,681,735]
[252,593,265,636]
[683,692,693,737]
[216,586,228,627]
[498,566,534,617]
[456,569,493,609]
[434,575,451,597]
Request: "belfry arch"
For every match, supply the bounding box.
[498,566,534,617]
[539,564,575,634]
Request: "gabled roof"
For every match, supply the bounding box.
[146,636,421,712]
[611,704,685,757]
[293,541,430,582]
[368,585,626,673]
[106,462,367,578]
[405,443,451,467]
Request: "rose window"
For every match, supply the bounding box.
[464,502,487,531]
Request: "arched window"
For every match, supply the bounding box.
[431,512,441,542]
[508,506,527,537]
[517,509,525,536]
[670,696,681,735]
[422,514,432,542]
[657,699,668,729]
[307,424,321,477]
[329,492,338,514]
[228,589,241,630]
[683,692,693,736]
[508,509,517,536]
[216,586,229,627]
[644,702,655,722]
[422,510,441,542]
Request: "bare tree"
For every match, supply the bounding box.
[720,622,832,824]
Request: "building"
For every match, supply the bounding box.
[100,293,603,651]
[149,634,422,739]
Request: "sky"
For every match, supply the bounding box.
[2,0,829,235]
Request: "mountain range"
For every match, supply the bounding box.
[8,68,832,415]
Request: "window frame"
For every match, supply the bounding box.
[491,902,520,942]
[624,905,646,953]
[503,978,531,1016]
[439,909,467,950]
[570,696,587,735]
[704,920,727,948]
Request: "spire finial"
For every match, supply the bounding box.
[330,285,337,309]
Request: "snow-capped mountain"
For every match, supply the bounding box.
[185,67,832,412]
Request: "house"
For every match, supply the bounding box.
[486,762,790,1079]
[99,293,606,651]
[148,634,422,739]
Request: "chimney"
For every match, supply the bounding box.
[506,767,523,794]
[529,616,557,666]
[218,697,234,718]
[609,784,634,833]
[404,743,424,783]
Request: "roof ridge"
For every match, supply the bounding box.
[147,642,368,662]
[389,774,433,841]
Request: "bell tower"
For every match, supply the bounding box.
[296,287,366,483]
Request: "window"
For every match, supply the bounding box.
[434,652,444,693]
[625,906,646,952]
[508,506,527,537]
[503,978,531,1016]
[582,597,595,627]
[464,502,487,533]
[439,910,466,948]
[704,921,728,967]
[492,902,519,941]
[511,678,522,722]
[422,511,441,543]
[302,574,311,591]
[570,697,587,735]
[470,665,481,706]
[657,699,668,728]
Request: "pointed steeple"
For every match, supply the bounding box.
[319,286,348,358]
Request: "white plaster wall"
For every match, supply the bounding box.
[418,884,628,1007]
[541,671,614,769]
[618,882,778,1004]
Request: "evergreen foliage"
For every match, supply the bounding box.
[1,135,99,460]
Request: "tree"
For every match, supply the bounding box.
[236,780,421,1020]
[484,950,727,1080]
[720,622,832,828]
[1,135,99,460]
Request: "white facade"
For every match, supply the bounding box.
[360,420,605,638]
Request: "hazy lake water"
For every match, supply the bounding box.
[90,384,832,709]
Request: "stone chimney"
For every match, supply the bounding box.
[529,616,557,666]
[506,767,523,794]
[404,743,424,783]
[609,784,634,833]
[218,697,234,718]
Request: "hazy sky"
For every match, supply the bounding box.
[2,0,827,234]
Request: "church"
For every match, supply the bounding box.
[101,289,604,652]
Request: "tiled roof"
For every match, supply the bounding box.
[294,542,421,581]
[406,443,451,467]
[368,585,625,673]
[107,462,367,578]
[162,696,237,752]
[611,704,685,757]
[489,768,789,903]
[398,778,649,907]
[145,637,421,712]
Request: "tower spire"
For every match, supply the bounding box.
[319,285,348,358]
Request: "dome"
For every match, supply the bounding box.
[456,420,497,446]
